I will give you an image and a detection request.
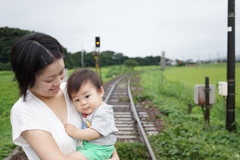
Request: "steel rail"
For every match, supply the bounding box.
[127,75,157,160]
[104,74,157,160]
[104,75,126,103]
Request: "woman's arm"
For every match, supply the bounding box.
[65,123,101,140]
[22,130,79,160]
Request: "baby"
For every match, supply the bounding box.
[65,68,118,160]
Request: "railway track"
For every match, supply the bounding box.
[104,74,158,160]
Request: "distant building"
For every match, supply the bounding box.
[166,59,176,65]
[186,59,196,66]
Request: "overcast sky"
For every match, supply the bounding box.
[1,0,239,61]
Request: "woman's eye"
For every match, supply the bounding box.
[45,80,54,83]
[58,70,65,80]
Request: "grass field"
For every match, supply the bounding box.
[0,63,239,159]
[0,71,18,158]
[138,63,240,159]
[163,63,240,108]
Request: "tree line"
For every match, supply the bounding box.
[0,27,162,71]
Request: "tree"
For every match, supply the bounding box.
[84,52,95,67]
[99,50,115,66]
[0,27,32,64]
[0,27,170,70]
[124,59,139,69]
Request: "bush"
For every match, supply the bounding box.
[0,62,11,71]
[116,142,150,160]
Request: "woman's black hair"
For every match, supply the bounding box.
[10,32,64,101]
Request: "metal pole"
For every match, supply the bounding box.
[205,77,210,129]
[98,48,102,80]
[81,43,84,68]
[94,48,99,73]
[160,51,165,71]
[226,0,235,132]
[160,51,165,84]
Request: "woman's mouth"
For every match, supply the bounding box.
[50,88,60,93]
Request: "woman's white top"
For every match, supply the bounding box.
[10,82,81,160]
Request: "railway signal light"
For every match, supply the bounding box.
[95,37,100,48]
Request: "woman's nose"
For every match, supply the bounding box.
[53,77,62,86]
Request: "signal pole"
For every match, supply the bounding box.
[95,37,102,79]
[226,0,235,132]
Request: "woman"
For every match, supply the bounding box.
[10,32,119,160]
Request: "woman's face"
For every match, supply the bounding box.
[30,58,65,98]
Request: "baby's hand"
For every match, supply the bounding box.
[64,123,78,137]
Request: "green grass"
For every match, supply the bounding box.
[0,71,15,82]
[163,63,240,108]
[137,63,240,159]
[1,63,240,159]
[0,72,18,159]
[163,63,226,86]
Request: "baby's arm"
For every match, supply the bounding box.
[65,123,101,140]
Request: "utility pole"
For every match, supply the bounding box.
[160,51,165,71]
[204,77,210,129]
[81,43,84,68]
[226,0,235,132]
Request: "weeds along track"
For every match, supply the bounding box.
[104,74,158,160]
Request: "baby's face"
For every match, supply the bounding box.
[71,81,104,114]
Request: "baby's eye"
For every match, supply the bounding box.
[74,99,80,102]
[85,95,90,98]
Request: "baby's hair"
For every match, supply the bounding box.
[67,68,103,99]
